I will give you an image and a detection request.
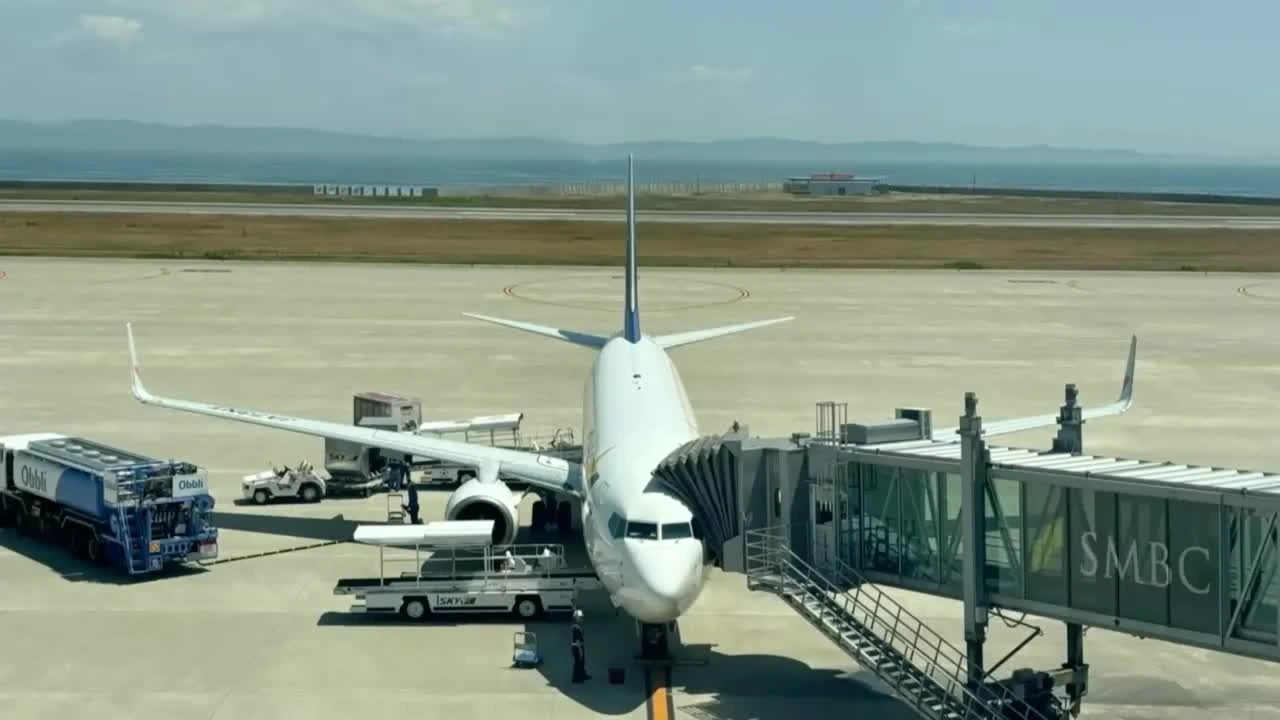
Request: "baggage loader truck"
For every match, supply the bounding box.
[0,433,219,575]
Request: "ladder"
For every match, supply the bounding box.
[386,492,406,524]
[114,505,149,575]
[745,527,1054,720]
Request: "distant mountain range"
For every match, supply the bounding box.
[0,118,1256,165]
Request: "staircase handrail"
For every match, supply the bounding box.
[745,526,1052,720]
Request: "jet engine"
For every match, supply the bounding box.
[444,477,520,546]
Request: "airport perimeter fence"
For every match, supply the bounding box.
[435,180,784,197]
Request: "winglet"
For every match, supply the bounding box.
[928,333,1139,441]
[1117,333,1137,411]
[125,322,153,402]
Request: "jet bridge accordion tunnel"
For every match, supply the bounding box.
[651,424,822,574]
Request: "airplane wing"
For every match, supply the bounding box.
[930,334,1136,441]
[124,324,583,498]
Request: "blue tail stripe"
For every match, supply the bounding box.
[623,153,641,343]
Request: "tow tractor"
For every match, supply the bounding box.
[333,520,601,621]
[240,460,326,504]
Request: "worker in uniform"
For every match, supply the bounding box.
[386,461,405,492]
[571,609,591,683]
[403,481,421,525]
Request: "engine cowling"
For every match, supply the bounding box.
[444,478,520,546]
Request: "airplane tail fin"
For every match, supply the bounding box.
[623,153,640,343]
[462,154,793,350]
[619,154,793,349]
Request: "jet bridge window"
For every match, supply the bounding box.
[662,522,693,540]
[625,521,659,540]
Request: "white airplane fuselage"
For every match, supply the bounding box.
[578,334,710,625]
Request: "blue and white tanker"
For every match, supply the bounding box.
[0,433,219,574]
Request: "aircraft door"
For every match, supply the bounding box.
[766,450,783,525]
[811,480,836,570]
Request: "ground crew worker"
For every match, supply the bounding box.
[403,482,421,525]
[387,461,406,491]
[571,609,590,683]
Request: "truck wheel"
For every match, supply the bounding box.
[300,484,320,503]
[85,535,102,564]
[14,507,31,536]
[253,489,270,505]
[400,597,430,622]
[513,595,543,620]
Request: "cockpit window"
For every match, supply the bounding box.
[608,513,626,539]
[661,522,693,539]
[625,521,659,540]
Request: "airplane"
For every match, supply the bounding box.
[122,154,1138,658]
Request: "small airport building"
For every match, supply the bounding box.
[783,173,886,196]
[313,184,439,198]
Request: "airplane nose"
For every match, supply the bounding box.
[633,545,701,610]
[638,562,691,603]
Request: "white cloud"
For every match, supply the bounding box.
[78,14,143,47]
[108,0,536,36]
[356,0,535,35]
[937,19,1020,37]
[688,65,753,85]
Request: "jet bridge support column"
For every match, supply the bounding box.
[959,391,989,690]
[1053,383,1089,716]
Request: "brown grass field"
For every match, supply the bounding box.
[3,212,1280,271]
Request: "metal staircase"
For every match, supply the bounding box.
[745,527,1055,720]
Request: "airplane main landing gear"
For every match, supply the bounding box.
[530,492,574,539]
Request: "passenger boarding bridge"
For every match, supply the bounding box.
[657,383,1280,720]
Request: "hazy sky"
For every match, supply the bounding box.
[0,1,1274,155]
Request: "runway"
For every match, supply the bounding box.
[4,198,1280,228]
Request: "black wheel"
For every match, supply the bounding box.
[400,597,430,622]
[253,489,270,505]
[457,471,475,484]
[59,522,78,551]
[531,501,547,532]
[86,534,103,564]
[513,595,543,620]
[14,508,31,537]
[300,484,320,503]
